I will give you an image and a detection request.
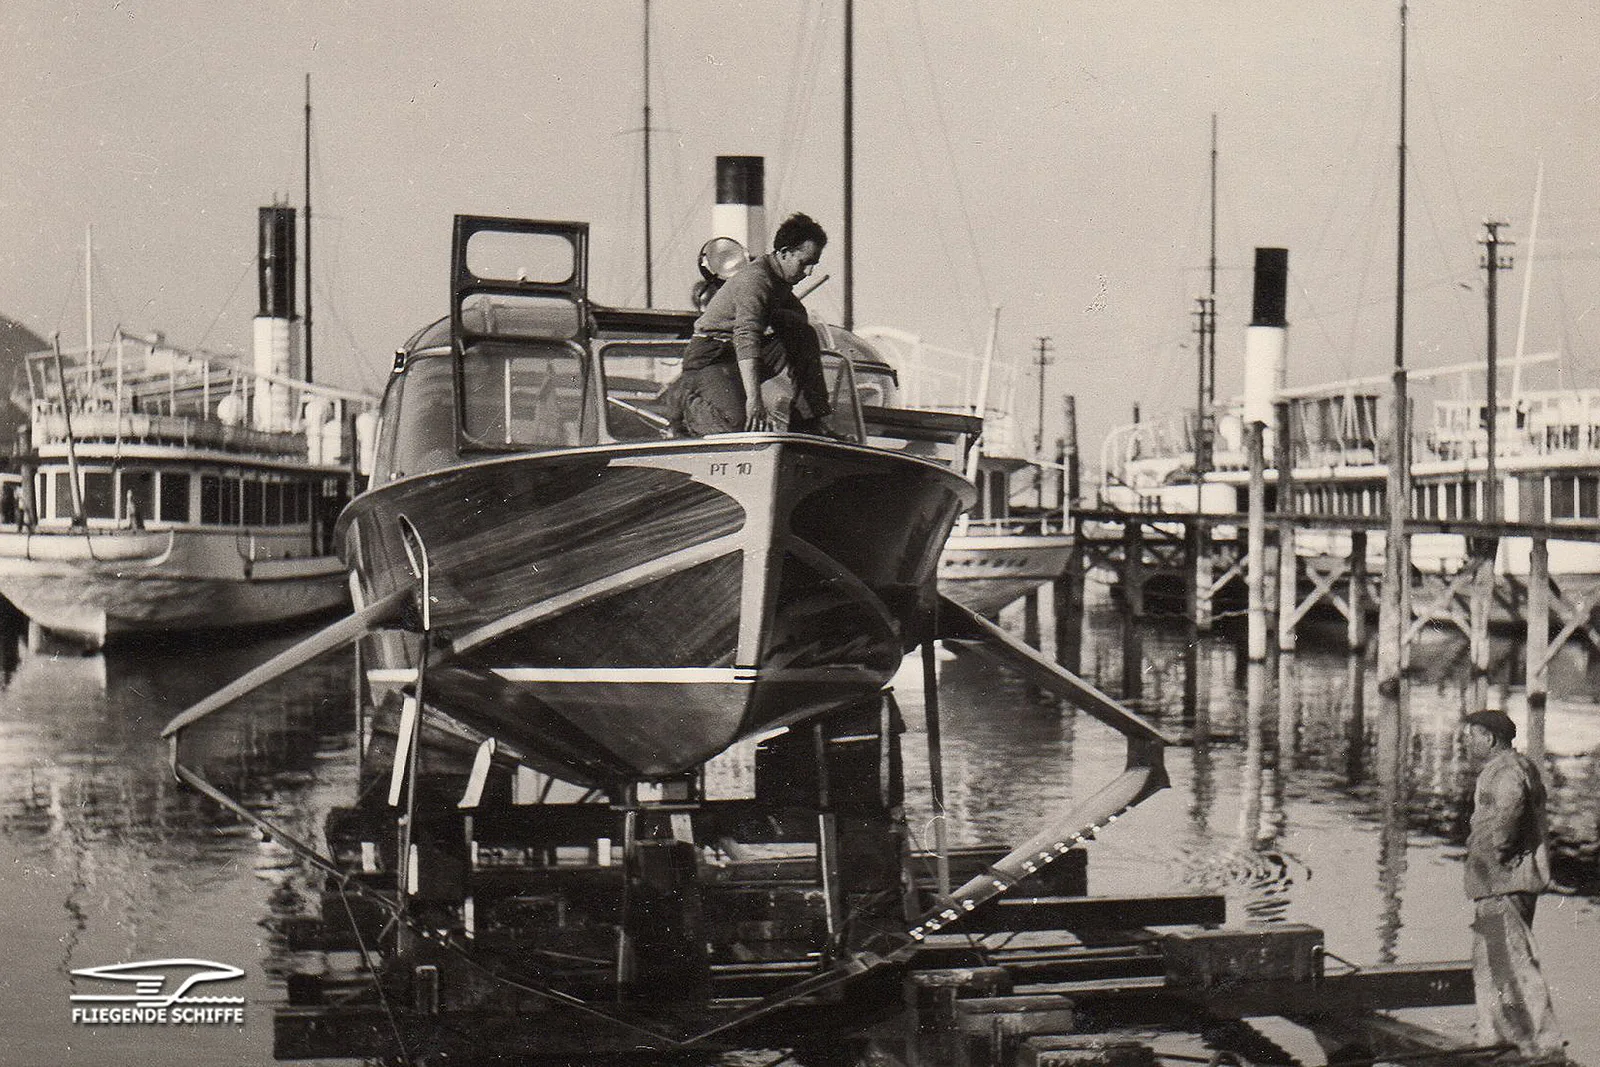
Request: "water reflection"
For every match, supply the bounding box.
[0,618,355,1067]
[0,584,1596,1064]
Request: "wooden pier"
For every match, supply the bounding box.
[1072,505,1600,763]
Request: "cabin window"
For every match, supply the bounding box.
[160,473,191,522]
[82,471,115,519]
[600,342,685,441]
[265,481,283,525]
[1550,476,1576,519]
[244,479,265,525]
[201,476,221,524]
[384,355,457,477]
[460,340,594,449]
[200,475,243,525]
[121,470,155,523]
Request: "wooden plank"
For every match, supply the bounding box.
[1074,506,1600,544]
[1034,960,1473,1019]
[958,894,1226,934]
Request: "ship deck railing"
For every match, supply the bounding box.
[31,409,309,460]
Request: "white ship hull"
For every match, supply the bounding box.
[939,532,1074,616]
[0,526,346,647]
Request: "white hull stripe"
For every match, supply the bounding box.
[367,666,884,686]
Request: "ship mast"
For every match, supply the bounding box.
[304,73,314,383]
[842,0,854,329]
[642,0,654,307]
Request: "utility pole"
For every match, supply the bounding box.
[1479,220,1513,522]
[1034,336,1055,507]
[1377,0,1411,692]
[1196,113,1220,480]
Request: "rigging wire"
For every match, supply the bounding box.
[193,255,256,352]
[773,4,829,211]
[313,278,385,394]
[906,0,993,329]
[880,16,973,349]
[1338,153,1395,379]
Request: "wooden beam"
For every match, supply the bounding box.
[958,894,1226,934]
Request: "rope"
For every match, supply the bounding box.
[1153,1043,1519,1067]
[335,887,411,1065]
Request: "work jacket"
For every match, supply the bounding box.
[1465,747,1552,900]
[688,254,806,372]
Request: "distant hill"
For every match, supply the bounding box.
[0,316,46,450]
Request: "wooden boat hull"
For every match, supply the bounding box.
[341,436,972,783]
[939,532,1075,616]
[0,528,347,648]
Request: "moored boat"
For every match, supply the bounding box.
[341,215,977,786]
[859,326,1073,615]
[0,209,376,648]
[938,450,1073,616]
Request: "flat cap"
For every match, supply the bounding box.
[1463,709,1516,743]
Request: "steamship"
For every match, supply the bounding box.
[0,208,376,648]
[1100,248,1600,578]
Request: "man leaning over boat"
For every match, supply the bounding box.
[665,212,840,437]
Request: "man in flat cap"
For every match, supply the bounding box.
[1461,709,1563,1057]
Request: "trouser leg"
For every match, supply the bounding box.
[680,362,745,435]
[1472,893,1562,1052]
[766,321,832,420]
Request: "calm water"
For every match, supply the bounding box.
[0,589,1597,1066]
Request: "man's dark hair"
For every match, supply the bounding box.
[774,213,827,253]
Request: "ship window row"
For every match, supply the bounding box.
[1294,481,1492,521]
[1413,480,1483,521]
[1288,475,1600,523]
[1298,485,1384,517]
[40,468,320,526]
[1547,474,1600,520]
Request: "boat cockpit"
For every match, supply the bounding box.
[368,216,965,489]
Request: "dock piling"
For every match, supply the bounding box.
[1053,541,1085,674]
[1192,519,1214,633]
[1121,522,1146,618]
[1348,531,1368,653]
[1276,399,1298,653]
[1525,535,1549,764]
[1245,419,1268,661]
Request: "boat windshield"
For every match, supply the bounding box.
[378,353,456,479]
[460,338,597,449]
[600,340,684,441]
[597,337,873,441]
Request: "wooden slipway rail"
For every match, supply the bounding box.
[159,586,1174,1048]
[685,595,1174,1044]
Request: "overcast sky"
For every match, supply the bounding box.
[4,1,1596,458]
